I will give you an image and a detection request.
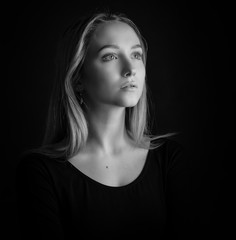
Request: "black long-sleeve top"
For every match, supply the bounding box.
[15,139,192,239]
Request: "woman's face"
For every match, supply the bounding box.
[81,21,146,108]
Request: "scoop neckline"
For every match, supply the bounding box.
[66,149,152,190]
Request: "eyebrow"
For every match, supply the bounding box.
[97,44,142,53]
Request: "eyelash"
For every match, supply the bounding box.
[102,52,143,62]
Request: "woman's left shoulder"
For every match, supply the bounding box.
[153,137,184,156]
[163,138,184,156]
[152,137,187,173]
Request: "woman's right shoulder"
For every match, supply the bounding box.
[16,151,63,179]
[17,151,48,166]
[16,152,47,176]
[16,149,68,178]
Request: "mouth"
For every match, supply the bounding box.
[120,84,138,92]
[121,85,137,90]
[121,82,138,89]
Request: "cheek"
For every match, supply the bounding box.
[83,63,116,95]
[85,60,120,83]
[136,67,146,98]
[138,66,146,87]
[83,60,146,93]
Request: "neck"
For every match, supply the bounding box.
[84,104,134,156]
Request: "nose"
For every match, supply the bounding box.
[122,59,136,78]
[123,69,136,78]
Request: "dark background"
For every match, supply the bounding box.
[2,0,233,238]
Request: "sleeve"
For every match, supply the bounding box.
[15,154,64,240]
[164,140,195,239]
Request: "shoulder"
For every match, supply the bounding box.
[152,137,184,157]
[16,152,65,182]
[151,138,186,174]
[162,138,184,158]
[17,152,52,170]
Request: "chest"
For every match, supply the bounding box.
[68,148,149,187]
[61,151,167,238]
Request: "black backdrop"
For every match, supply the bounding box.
[2,0,233,239]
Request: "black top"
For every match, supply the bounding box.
[15,139,191,240]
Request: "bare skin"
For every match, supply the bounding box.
[69,146,149,187]
[68,21,149,187]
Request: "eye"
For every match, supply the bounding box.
[102,54,118,62]
[132,52,143,60]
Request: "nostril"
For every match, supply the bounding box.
[124,71,131,77]
[123,69,136,78]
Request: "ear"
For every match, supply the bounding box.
[76,80,84,92]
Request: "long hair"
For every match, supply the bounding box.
[35,11,176,159]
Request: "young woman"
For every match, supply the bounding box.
[16,11,190,239]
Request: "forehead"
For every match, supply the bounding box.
[88,21,141,50]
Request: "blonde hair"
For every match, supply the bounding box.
[35,11,176,159]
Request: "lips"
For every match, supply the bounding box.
[121,81,137,89]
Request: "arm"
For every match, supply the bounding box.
[165,140,194,239]
[15,155,64,240]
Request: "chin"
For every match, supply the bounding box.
[119,98,140,107]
